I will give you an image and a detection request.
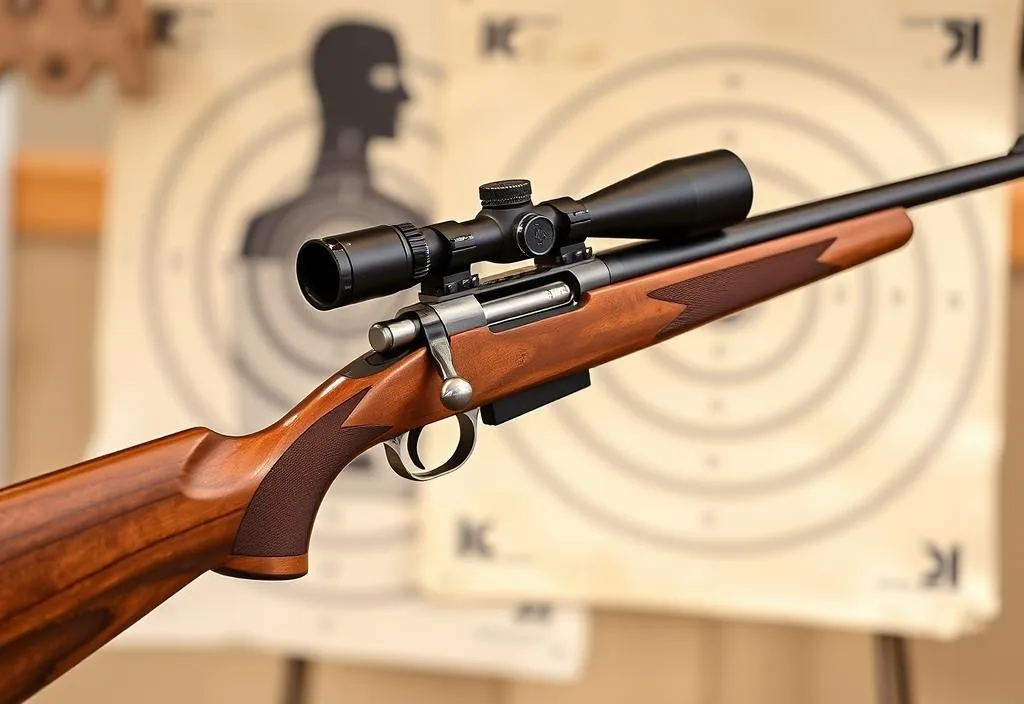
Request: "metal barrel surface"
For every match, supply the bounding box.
[602,146,1024,283]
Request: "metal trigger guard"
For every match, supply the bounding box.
[383,408,480,481]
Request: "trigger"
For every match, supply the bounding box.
[384,408,480,481]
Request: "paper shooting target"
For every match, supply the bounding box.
[138,23,440,604]
[95,7,589,676]
[483,46,990,554]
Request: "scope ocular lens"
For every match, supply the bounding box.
[297,225,419,310]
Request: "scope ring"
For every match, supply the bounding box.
[383,408,480,482]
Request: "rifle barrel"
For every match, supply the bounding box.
[601,147,1024,283]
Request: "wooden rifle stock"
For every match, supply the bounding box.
[0,208,912,702]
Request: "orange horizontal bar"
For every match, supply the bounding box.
[13,150,105,238]
[1013,178,1024,268]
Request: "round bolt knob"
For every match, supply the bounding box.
[368,318,419,354]
[440,376,474,410]
[479,179,532,209]
[368,323,394,353]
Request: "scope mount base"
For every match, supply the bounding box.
[421,269,480,298]
[537,242,594,268]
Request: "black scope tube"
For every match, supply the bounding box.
[601,149,1024,283]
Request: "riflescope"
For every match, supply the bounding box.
[296,149,753,310]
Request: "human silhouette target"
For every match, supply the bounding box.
[485,46,990,553]
[140,21,438,601]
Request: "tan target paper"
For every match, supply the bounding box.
[417,0,1021,637]
[89,0,587,677]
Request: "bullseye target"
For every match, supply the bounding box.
[138,45,439,604]
[480,46,990,553]
[140,55,439,429]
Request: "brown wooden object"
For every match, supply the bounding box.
[0,0,153,96]
[0,209,912,702]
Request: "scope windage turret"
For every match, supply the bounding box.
[296,149,753,310]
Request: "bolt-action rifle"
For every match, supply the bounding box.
[3,138,1024,702]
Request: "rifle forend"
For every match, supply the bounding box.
[0,138,1021,703]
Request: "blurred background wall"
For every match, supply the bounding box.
[7,17,1024,704]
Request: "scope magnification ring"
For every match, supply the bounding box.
[395,222,431,280]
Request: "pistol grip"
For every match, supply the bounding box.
[216,387,389,580]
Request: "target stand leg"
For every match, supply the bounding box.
[873,634,913,704]
[280,657,310,704]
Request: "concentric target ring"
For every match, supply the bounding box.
[644,160,820,384]
[143,55,441,428]
[141,53,441,604]
[552,101,888,434]
[496,45,988,551]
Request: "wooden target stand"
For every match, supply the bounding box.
[6,5,1024,704]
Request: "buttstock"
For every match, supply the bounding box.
[0,377,391,701]
[0,429,241,702]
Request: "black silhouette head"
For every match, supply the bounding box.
[312,22,409,139]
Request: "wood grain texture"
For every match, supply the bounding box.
[214,211,909,577]
[9,217,1024,704]
[224,388,389,572]
[332,209,915,442]
[7,201,1024,703]
[0,430,245,702]
[0,373,391,701]
[10,240,292,704]
[441,209,912,408]
[0,206,915,701]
